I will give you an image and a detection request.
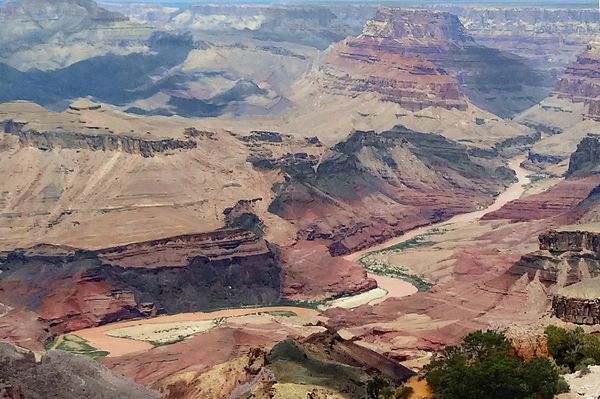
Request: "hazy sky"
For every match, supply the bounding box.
[97,0,597,3]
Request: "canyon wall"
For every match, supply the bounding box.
[508,230,600,324]
[267,125,513,256]
[2,120,197,157]
[320,7,550,118]
[0,229,281,337]
[567,134,600,177]
[552,295,600,325]
[555,43,600,121]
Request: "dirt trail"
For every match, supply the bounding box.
[345,156,531,300]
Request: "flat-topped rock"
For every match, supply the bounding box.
[69,98,102,111]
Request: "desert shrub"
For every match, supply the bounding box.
[545,326,600,372]
[364,378,414,399]
[556,377,570,394]
[424,330,563,399]
[365,377,394,399]
[392,386,414,399]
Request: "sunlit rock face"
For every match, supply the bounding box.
[555,42,600,121]
[320,7,551,118]
[321,9,470,113]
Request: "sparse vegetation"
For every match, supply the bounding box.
[364,377,414,399]
[149,336,187,347]
[56,334,109,359]
[424,330,566,399]
[264,310,297,317]
[545,326,600,372]
[523,174,551,192]
[43,336,57,351]
[357,228,450,292]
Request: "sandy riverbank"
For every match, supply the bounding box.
[344,157,530,301]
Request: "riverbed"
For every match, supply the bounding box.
[60,158,530,358]
[345,156,531,301]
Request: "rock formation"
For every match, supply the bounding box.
[320,7,550,118]
[152,329,414,398]
[321,8,469,113]
[0,342,158,398]
[555,42,600,121]
[0,229,281,346]
[505,230,600,324]
[269,125,513,255]
[552,294,600,325]
[2,120,197,157]
[567,134,600,177]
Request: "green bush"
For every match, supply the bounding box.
[545,326,600,372]
[424,330,563,399]
[364,378,413,399]
[392,386,414,399]
[365,377,394,399]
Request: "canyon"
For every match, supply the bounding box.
[2,0,600,398]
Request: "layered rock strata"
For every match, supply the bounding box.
[0,229,281,342]
[269,125,513,255]
[322,8,469,113]
[507,230,600,324]
[2,120,197,157]
[555,43,600,121]
[321,7,551,117]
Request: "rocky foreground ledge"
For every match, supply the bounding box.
[511,229,600,325]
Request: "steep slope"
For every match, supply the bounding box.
[454,6,599,76]
[318,7,551,119]
[516,42,600,174]
[147,330,414,398]
[268,125,514,256]
[0,342,158,398]
[0,0,153,71]
[0,229,281,344]
[555,42,600,121]
[0,102,378,350]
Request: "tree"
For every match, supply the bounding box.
[545,326,600,372]
[425,330,564,399]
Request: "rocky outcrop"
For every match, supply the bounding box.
[270,125,512,255]
[156,329,414,399]
[482,175,600,222]
[507,230,600,324]
[0,342,158,399]
[1,121,197,157]
[539,230,600,253]
[321,7,551,117]
[509,230,600,287]
[552,296,600,325]
[494,130,541,152]
[0,229,281,338]
[322,8,468,112]
[555,43,600,121]
[567,134,600,177]
[527,151,563,165]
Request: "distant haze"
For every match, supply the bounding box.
[95,0,597,5]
